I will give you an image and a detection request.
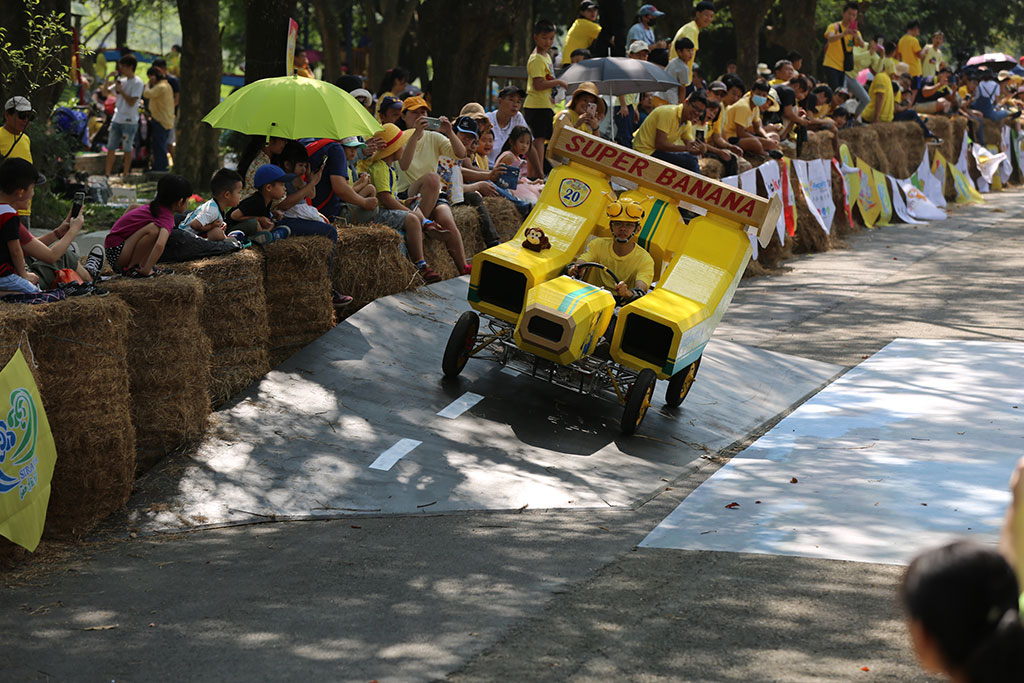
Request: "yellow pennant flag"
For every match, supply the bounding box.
[838,145,861,216]
[855,158,881,228]
[0,349,57,552]
[872,168,893,226]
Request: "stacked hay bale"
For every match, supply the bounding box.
[25,297,136,538]
[263,236,336,366]
[801,130,836,160]
[698,157,725,179]
[839,126,888,172]
[872,122,925,178]
[104,276,211,474]
[333,224,421,317]
[422,232,462,281]
[175,250,270,407]
[450,204,489,257]
[483,197,524,242]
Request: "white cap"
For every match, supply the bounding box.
[628,40,650,54]
[4,96,34,114]
[350,88,372,104]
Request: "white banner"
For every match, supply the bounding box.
[901,181,947,221]
[793,159,834,235]
[887,176,925,224]
[757,161,786,244]
[721,175,756,257]
[914,153,946,208]
[1000,126,1013,184]
[971,143,1005,186]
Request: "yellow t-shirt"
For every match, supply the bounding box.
[358,158,400,196]
[898,34,923,77]
[862,72,894,122]
[632,104,688,156]
[395,130,454,191]
[921,45,943,78]
[672,21,699,70]
[723,96,761,139]
[473,153,490,171]
[554,108,598,135]
[562,18,601,65]
[525,52,555,110]
[823,21,861,73]
[143,80,175,130]
[0,127,32,217]
[578,237,655,290]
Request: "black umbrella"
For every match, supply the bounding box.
[561,57,680,96]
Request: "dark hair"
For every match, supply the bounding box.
[276,141,310,170]
[149,174,192,216]
[500,126,533,154]
[790,75,811,92]
[674,37,694,52]
[119,54,137,69]
[571,48,592,60]
[752,79,771,94]
[722,74,745,92]
[786,51,803,63]
[210,168,242,196]
[906,20,920,30]
[152,57,167,68]
[171,44,181,52]
[534,19,556,35]
[774,59,793,73]
[237,135,287,182]
[335,74,363,92]
[842,2,859,11]
[695,1,715,12]
[147,66,164,80]
[885,40,898,56]
[376,67,409,98]
[902,542,1024,683]
[0,158,38,193]
[648,48,669,68]
[686,89,708,106]
[812,84,833,100]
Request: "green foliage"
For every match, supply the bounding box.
[0,0,74,96]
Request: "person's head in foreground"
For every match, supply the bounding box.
[901,540,1024,683]
[606,196,645,243]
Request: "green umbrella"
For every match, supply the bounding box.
[202,74,383,140]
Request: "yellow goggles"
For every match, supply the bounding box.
[606,199,645,221]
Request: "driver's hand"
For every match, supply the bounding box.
[567,263,579,278]
[615,281,630,298]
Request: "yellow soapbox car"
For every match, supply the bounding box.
[442,120,781,434]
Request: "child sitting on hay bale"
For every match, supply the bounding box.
[495,126,545,204]
[357,123,443,283]
[225,164,293,246]
[450,115,501,248]
[104,174,193,277]
[0,158,46,294]
[177,167,243,241]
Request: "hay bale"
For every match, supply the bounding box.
[263,236,336,366]
[422,232,462,281]
[104,276,211,473]
[872,122,925,178]
[751,227,791,271]
[26,297,136,538]
[333,225,421,318]
[698,157,724,179]
[482,197,524,242]
[924,116,957,165]
[451,204,489,257]
[839,126,887,170]
[175,250,270,407]
[801,130,835,160]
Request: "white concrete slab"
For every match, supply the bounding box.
[640,338,1024,564]
[127,278,841,531]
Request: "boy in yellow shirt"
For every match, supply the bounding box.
[568,196,654,302]
[897,21,926,94]
[562,1,602,66]
[524,19,568,179]
[722,80,780,156]
[672,0,714,72]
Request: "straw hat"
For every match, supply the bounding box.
[372,123,413,161]
[459,102,491,133]
[568,81,607,119]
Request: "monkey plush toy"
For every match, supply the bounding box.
[522,227,551,252]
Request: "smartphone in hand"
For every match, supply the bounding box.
[422,116,443,131]
[71,191,85,219]
[586,102,597,116]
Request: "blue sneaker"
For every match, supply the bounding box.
[271,226,291,241]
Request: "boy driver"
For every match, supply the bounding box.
[568,196,654,302]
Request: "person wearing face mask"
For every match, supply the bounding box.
[627,5,667,50]
[722,80,780,156]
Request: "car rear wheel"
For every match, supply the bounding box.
[621,368,657,435]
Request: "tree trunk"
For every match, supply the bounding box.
[765,0,820,78]
[359,0,419,87]
[244,0,299,84]
[311,0,342,83]
[733,0,773,86]
[419,0,527,115]
[176,0,223,187]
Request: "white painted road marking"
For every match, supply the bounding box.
[369,439,422,471]
[436,392,484,419]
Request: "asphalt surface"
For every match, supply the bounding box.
[5,188,1024,682]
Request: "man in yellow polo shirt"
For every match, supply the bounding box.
[898,21,926,94]
[822,2,864,93]
[672,1,714,74]
[632,91,706,174]
[1,97,34,227]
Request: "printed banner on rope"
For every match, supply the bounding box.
[887,176,925,225]
[971,143,1006,190]
[1000,127,1012,185]
[930,151,949,203]
[872,169,893,226]
[722,174,757,258]
[757,161,788,244]
[947,146,984,204]
[0,350,57,552]
[794,159,835,235]
[832,159,853,227]
[855,158,881,228]
[911,153,946,208]
[900,181,947,221]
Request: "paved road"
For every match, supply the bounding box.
[5,189,1023,682]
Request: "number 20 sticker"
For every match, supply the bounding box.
[558,178,591,208]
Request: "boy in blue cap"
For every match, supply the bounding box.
[225,164,292,244]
